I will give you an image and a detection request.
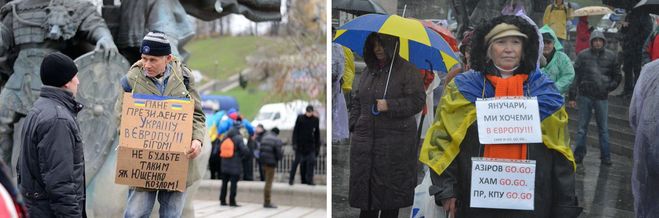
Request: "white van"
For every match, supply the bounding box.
[252,100,326,131]
[252,103,297,130]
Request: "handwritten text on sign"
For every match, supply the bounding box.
[115,93,193,192]
[475,97,542,144]
[470,158,536,210]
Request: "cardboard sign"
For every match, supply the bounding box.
[115,93,193,192]
[470,157,536,210]
[475,97,542,144]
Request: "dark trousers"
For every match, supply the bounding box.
[242,158,254,181]
[289,150,308,184]
[623,56,642,94]
[258,160,265,181]
[209,158,221,180]
[302,152,316,184]
[219,174,239,204]
[359,209,399,218]
[264,165,275,204]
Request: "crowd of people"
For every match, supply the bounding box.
[332,0,659,217]
[206,104,321,207]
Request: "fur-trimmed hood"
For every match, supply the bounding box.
[469,15,540,76]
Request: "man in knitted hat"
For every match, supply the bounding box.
[18,52,86,217]
[115,31,206,217]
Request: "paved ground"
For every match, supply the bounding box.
[194,200,327,218]
[332,141,635,218]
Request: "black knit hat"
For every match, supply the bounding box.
[141,31,171,56]
[40,52,78,87]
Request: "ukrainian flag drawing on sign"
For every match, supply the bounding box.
[134,100,146,107]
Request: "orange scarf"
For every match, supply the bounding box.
[483,74,528,160]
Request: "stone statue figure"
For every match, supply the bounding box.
[0,0,281,217]
[450,0,537,38]
[0,0,117,167]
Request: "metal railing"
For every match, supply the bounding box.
[246,145,327,183]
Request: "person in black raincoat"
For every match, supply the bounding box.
[349,32,425,218]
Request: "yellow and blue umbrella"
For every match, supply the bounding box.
[334,14,459,73]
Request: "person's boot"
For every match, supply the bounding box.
[229,200,240,207]
[601,159,613,166]
[220,200,228,206]
[264,203,278,208]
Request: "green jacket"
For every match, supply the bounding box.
[540,25,575,95]
[114,58,206,144]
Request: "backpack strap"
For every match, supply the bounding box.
[120,75,132,92]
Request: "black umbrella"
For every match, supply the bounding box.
[635,0,659,13]
[332,0,388,16]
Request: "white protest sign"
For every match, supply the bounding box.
[475,97,542,144]
[470,157,536,210]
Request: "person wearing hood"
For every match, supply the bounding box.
[629,57,659,218]
[348,32,425,218]
[420,15,581,217]
[568,30,621,166]
[219,119,251,206]
[540,25,575,96]
[568,31,622,165]
[18,52,85,217]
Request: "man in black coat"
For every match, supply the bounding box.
[18,52,86,217]
[289,105,321,185]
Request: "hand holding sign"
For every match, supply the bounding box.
[186,139,202,159]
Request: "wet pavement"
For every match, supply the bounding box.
[331,142,635,218]
[193,200,327,217]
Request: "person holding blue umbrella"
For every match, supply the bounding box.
[335,13,458,218]
[348,32,425,218]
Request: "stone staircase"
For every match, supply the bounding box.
[566,95,634,158]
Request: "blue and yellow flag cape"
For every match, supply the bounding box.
[419,69,575,175]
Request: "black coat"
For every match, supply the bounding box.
[18,86,86,217]
[348,56,425,210]
[220,126,250,176]
[430,125,581,218]
[259,132,283,166]
[569,32,622,100]
[292,114,320,154]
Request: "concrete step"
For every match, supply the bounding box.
[193,200,326,218]
[194,180,326,208]
[567,109,630,131]
[567,118,635,143]
[568,130,633,159]
[607,95,632,107]
[566,106,635,158]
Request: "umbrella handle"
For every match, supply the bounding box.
[371,104,380,116]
